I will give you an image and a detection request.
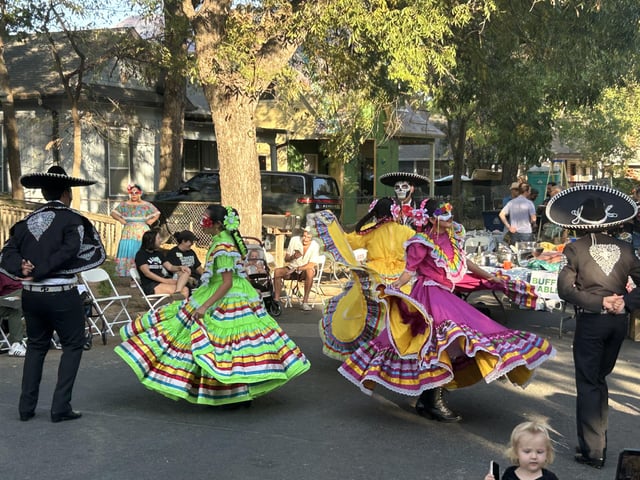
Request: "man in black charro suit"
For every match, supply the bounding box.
[0,166,105,423]
[548,185,640,469]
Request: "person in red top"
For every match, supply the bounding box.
[0,272,25,356]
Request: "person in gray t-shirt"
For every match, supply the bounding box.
[499,183,536,245]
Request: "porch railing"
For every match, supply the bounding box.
[0,202,122,258]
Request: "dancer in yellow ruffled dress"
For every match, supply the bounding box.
[312,198,414,359]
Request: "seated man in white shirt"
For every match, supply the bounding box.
[273,227,320,311]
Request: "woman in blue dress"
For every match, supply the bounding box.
[111,183,160,277]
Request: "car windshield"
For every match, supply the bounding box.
[313,178,339,198]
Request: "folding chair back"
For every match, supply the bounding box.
[0,293,22,350]
[80,268,132,340]
[129,268,172,312]
[307,255,327,306]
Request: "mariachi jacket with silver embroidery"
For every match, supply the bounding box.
[0,201,106,281]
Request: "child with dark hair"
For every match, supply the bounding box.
[117,204,310,407]
[134,230,190,298]
[166,230,204,287]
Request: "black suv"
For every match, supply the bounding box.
[146,170,342,242]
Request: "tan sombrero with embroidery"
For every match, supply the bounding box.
[379,171,430,187]
[545,184,637,231]
[21,165,96,189]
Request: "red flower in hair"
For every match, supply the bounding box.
[127,183,142,195]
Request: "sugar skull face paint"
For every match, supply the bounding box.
[394,182,412,200]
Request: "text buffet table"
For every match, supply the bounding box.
[484,266,571,337]
[486,267,562,310]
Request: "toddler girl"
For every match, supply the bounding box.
[484,421,559,480]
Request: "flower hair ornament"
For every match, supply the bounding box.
[223,206,240,231]
[127,183,142,194]
[410,199,430,229]
[432,202,452,220]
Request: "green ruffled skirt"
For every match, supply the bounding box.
[115,276,310,405]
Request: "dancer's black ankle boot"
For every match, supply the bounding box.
[415,388,461,423]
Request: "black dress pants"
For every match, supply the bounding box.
[19,289,85,416]
[573,312,628,460]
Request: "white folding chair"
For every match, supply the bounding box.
[0,293,23,350]
[306,255,327,306]
[0,319,11,351]
[80,268,132,339]
[282,255,327,308]
[129,268,172,312]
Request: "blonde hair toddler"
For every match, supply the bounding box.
[484,421,558,480]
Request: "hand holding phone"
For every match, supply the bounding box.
[490,461,500,480]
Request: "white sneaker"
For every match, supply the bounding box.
[8,342,26,357]
[301,303,312,311]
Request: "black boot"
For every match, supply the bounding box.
[415,388,462,423]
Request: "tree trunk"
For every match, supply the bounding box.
[158,0,188,191]
[203,85,262,239]
[0,31,23,200]
[71,104,82,209]
[500,161,518,187]
[447,116,467,218]
[159,74,186,191]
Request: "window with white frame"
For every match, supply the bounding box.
[108,127,130,196]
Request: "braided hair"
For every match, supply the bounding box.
[205,204,248,258]
[354,197,396,233]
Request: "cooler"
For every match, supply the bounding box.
[482,210,502,231]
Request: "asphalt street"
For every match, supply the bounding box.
[1,292,638,480]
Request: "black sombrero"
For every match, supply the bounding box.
[379,171,430,187]
[545,184,637,231]
[21,165,96,189]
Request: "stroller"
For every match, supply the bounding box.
[242,237,282,317]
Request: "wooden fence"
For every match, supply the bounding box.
[0,202,122,258]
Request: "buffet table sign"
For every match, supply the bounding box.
[528,270,560,301]
[486,266,563,312]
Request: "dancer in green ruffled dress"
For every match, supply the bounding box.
[116,204,310,406]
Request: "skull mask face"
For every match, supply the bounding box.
[394,182,413,200]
